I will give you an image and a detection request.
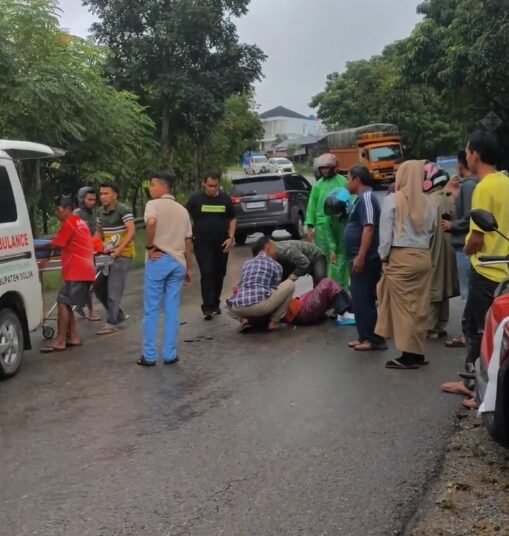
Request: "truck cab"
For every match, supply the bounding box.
[357,133,404,183]
[0,140,60,378]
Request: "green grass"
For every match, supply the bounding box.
[41,228,147,292]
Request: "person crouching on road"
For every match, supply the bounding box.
[344,165,386,352]
[38,195,95,353]
[275,240,327,286]
[376,160,436,370]
[186,173,237,320]
[137,172,193,367]
[226,237,295,332]
[283,278,351,326]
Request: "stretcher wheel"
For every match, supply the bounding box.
[42,326,55,340]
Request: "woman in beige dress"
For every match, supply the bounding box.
[376,160,436,369]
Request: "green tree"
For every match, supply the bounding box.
[83,0,266,169]
[202,93,263,174]
[0,0,156,230]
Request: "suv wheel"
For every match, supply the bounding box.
[289,214,305,239]
[235,232,247,246]
[0,308,24,379]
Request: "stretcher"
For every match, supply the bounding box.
[37,254,114,340]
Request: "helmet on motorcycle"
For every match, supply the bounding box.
[315,153,338,178]
[324,187,350,217]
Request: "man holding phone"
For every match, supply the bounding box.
[186,173,237,320]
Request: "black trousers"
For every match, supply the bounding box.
[462,269,499,371]
[281,255,327,287]
[194,241,229,312]
[350,258,385,345]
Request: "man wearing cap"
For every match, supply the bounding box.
[36,195,95,353]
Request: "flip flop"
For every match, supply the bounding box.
[87,315,101,322]
[441,381,474,397]
[445,337,466,348]
[348,340,363,348]
[40,345,67,354]
[97,326,119,336]
[238,323,253,334]
[354,342,388,352]
[66,341,83,348]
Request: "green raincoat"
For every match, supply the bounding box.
[305,174,350,289]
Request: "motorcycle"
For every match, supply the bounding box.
[470,209,509,447]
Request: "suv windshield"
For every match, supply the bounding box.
[369,145,402,162]
[232,177,284,196]
[253,156,267,163]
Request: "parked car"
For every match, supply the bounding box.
[243,154,270,175]
[231,173,312,245]
[0,140,60,378]
[268,157,295,174]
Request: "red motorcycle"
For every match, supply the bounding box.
[471,209,509,447]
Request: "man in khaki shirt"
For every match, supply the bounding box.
[138,172,193,367]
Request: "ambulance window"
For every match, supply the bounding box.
[0,167,18,223]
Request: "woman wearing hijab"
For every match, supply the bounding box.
[423,162,459,339]
[376,160,437,369]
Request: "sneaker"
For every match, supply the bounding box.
[336,313,356,326]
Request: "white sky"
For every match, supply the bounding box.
[58,0,422,115]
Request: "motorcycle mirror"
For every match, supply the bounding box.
[471,209,498,232]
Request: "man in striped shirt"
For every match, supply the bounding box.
[344,165,386,351]
[95,182,136,335]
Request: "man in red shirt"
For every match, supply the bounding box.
[38,195,95,353]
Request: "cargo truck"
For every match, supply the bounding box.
[316,124,404,185]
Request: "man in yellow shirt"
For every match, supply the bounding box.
[463,130,509,373]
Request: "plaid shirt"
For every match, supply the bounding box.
[227,252,283,308]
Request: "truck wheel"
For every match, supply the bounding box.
[235,233,247,246]
[289,214,305,239]
[0,308,24,379]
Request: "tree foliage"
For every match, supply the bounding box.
[0,0,156,231]
[83,0,266,171]
[312,0,509,163]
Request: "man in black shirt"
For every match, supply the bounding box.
[186,173,237,320]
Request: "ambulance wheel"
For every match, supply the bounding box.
[43,326,55,340]
[0,308,24,379]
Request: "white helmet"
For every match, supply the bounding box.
[315,153,337,170]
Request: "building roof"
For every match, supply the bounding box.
[273,135,321,150]
[259,106,309,120]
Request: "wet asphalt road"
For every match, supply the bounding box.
[1,229,466,535]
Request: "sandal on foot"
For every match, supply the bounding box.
[66,341,83,348]
[445,336,466,348]
[441,381,474,397]
[385,357,418,370]
[348,340,363,348]
[355,342,388,352]
[97,325,120,336]
[137,357,156,367]
[40,345,67,354]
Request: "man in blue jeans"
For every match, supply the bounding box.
[137,172,193,367]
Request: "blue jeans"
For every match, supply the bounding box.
[455,250,471,302]
[143,255,186,362]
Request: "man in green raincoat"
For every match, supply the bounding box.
[305,153,350,289]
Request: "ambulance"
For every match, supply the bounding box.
[0,140,62,378]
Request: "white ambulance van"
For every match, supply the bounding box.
[0,140,61,378]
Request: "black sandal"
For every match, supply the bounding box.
[385,357,419,370]
[137,356,156,367]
